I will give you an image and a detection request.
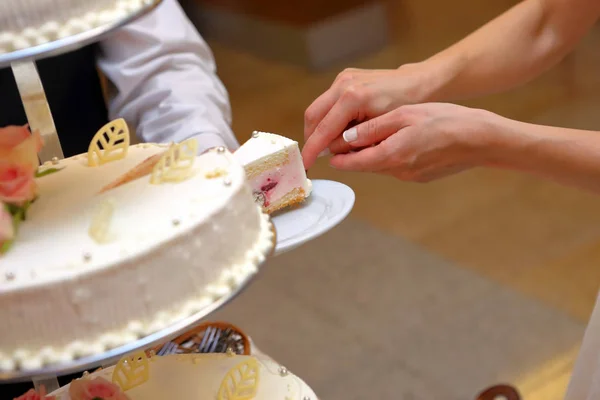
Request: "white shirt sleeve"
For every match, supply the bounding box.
[96,0,239,154]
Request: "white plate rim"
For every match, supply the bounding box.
[272,179,355,255]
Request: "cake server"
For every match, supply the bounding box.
[11,61,64,163]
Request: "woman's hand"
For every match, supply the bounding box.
[301,0,600,171]
[302,64,435,169]
[325,103,502,182]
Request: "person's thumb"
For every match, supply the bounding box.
[321,110,406,157]
[341,112,400,148]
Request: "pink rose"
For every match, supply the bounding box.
[14,385,56,400]
[0,162,37,206]
[0,125,43,170]
[0,203,14,245]
[69,377,131,400]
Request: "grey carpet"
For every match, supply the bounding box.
[211,218,586,399]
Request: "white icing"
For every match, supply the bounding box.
[234,131,297,166]
[0,144,274,371]
[0,0,155,54]
[49,354,319,400]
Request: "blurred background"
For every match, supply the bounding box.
[177,0,600,398]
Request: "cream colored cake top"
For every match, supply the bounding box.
[234,131,299,166]
[1,142,229,290]
[50,353,319,400]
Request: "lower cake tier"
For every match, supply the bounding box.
[47,352,318,400]
[0,144,274,371]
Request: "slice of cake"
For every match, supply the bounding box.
[234,131,311,214]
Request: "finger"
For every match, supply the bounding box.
[304,88,340,142]
[324,120,362,155]
[328,110,406,154]
[329,145,390,172]
[304,68,370,141]
[341,111,409,149]
[328,135,380,155]
[302,91,363,169]
[328,136,352,155]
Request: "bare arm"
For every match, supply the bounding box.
[486,118,600,193]
[421,0,600,101]
[302,0,600,169]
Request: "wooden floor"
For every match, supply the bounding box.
[205,0,600,394]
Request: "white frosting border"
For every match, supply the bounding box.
[0,0,155,54]
[0,210,274,372]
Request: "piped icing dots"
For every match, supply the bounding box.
[0,0,156,54]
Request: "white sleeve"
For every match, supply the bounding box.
[96,0,239,154]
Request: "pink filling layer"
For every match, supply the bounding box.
[248,163,305,207]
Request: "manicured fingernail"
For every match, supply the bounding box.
[343,127,358,143]
[317,148,331,158]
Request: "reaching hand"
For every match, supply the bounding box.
[325,103,501,182]
[302,64,431,169]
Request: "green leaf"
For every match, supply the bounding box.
[5,203,20,216]
[0,206,19,255]
[12,210,23,232]
[35,167,64,178]
[0,238,13,254]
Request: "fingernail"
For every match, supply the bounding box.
[343,127,358,143]
[317,148,331,158]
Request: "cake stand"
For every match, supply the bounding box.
[0,0,276,392]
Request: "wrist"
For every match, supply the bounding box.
[396,62,437,104]
[472,111,533,170]
[452,108,516,167]
[412,51,470,103]
[190,132,232,155]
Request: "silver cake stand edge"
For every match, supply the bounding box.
[0,221,277,384]
[0,0,163,68]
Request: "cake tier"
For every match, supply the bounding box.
[49,353,318,400]
[0,144,274,371]
[0,0,155,54]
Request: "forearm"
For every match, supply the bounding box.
[106,61,238,154]
[416,0,600,102]
[484,115,600,193]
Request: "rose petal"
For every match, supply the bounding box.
[0,162,37,206]
[69,377,130,400]
[0,125,30,149]
[0,129,42,170]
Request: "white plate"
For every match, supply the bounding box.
[271,179,355,255]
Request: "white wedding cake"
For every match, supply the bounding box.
[0,121,274,371]
[0,0,156,54]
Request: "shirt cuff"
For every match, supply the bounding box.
[191,132,233,155]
